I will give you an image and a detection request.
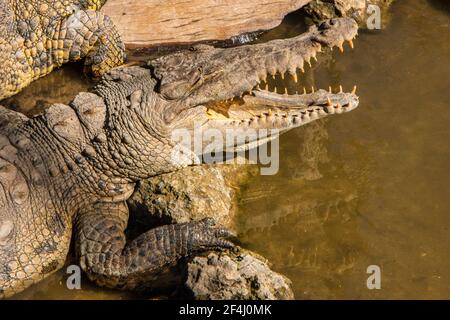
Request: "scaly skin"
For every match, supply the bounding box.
[0,0,126,100]
[0,18,359,298]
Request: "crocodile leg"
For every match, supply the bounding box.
[1,9,126,100]
[75,202,234,289]
[57,9,126,77]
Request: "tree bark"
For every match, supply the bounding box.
[101,0,312,48]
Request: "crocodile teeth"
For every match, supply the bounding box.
[260,73,267,82]
[348,39,354,49]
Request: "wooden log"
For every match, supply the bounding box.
[102,0,312,48]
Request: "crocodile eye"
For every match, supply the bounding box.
[0,219,13,245]
[163,55,185,69]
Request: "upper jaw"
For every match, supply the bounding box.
[199,17,358,104]
[150,17,359,109]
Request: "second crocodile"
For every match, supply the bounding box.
[0,0,126,100]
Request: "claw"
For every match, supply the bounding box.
[190,218,236,250]
[217,239,235,248]
[215,227,235,238]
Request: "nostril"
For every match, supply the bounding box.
[319,21,331,30]
[330,19,336,25]
[0,219,14,244]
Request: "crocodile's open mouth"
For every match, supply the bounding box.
[149,17,360,127]
[204,35,359,128]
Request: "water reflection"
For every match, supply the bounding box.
[237,0,450,299]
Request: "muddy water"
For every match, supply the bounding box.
[238,0,450,299]
[5,0,450,299]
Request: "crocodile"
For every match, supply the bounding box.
[0,17,359,298]
[0,0,125,100]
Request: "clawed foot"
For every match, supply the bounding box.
[189,218,236,251]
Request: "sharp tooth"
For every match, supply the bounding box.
[352,85,357,94]
[348,39,354,49]
[339,85,343,93]
[303,87,307,95]
[268,109,273,116]
[329,86,332,93]
[281,72,285,80]
[274,87,277,94]
[311,86,315,93]
[261,73,267,82]
[284,88,288,95]
[292,73,298,83]
[327,97,332,106]
[299,61,305,73]
[265,84,269,91]
[272,74,276,80]
[295,90,298,95]
[268,67,276,77]
[338,42,344,53]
